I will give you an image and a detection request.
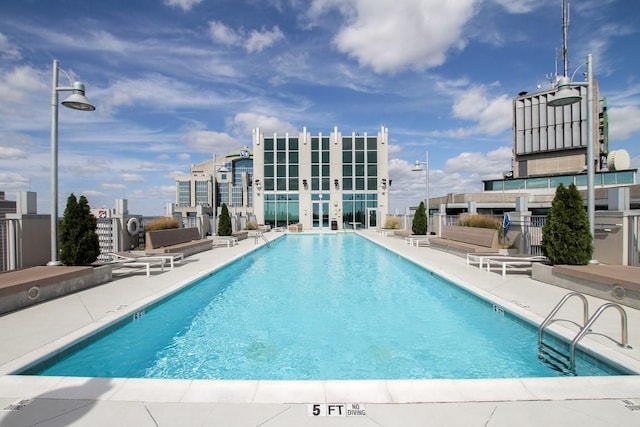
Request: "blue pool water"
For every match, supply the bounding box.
[30,234,617,379]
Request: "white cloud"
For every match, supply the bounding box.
[445,146,512,176]
[208,22,284,53]
[608,105,640,141]
[227,112,298,137]
[0,32,20,60]
[183,130,243,153]
[102,183,126,189]
[451,85,512,135]
[208,21,240,46]
[164,0,203,12]
[491,0,541,14]
[310,0,477,73]
[121,173,145,182]
[245,27,285,53]
[0,146,27,159]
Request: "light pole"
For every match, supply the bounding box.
[548,53,596,259]
[411,151,429,227]
[211,153,229,236]
[49,60,96,266]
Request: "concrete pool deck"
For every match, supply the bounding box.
[0,230,639,426]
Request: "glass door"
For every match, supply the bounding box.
[366,208,377,229]
[312,201,329,229]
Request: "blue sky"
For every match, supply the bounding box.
[1,0,639,216]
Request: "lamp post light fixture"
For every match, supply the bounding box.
[211,153,230,236]
[48,60,96,266]
[547,53,596,260]
[411,151,429,225]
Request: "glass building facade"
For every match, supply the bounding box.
[253,127,389,230]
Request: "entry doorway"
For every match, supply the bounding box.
[312,201,329,229]
[366,208,378,229]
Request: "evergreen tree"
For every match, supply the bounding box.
[541,183,593,265]
[412,201,428,235]
[59,193,100,266]
[218,203,232,236]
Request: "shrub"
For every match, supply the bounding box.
[541,183,592,265]
[383,216,401,229]
[144,217,179,231]
[412,201,428,235]
[457,214,500,230]
[59,193,100,266]
[218,203,232,236]
[246,221,258,230]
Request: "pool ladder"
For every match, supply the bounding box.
[537,291,631,374]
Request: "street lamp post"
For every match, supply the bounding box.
[548,53,596,259]
[411,151,429,227]
[211,153,229,236]
[49,60,95,266]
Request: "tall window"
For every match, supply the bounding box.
[311,137,330,191]
[263,136,300,226]
[341,134,378,226]
[178,181,190,207]
[195,180,209,206]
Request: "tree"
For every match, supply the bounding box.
[541,183,593,265]
[59,193,100,266]
[217,203,232,236]
[412,201,428,235]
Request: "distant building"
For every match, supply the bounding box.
[174,146,255,233]
[251,126,390,230]
[431,85,637,216]
[0,191,17,271]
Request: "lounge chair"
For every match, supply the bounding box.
[405,236,430,247]
[466,253,546,270]
[109,252,182,271]
[211,236,238,247]
[485,256,547,276]
[108,253,166,277]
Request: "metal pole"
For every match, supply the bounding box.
[586,53,595,250]
[48,60,61,266]
[425,151,430,231]
[212,152,217,236]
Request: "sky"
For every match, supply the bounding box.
[0,0,639,216]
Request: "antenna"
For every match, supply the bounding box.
[562,0,570,76]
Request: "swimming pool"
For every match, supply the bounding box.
[26,234,621,379]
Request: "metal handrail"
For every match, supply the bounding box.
[569,302,631,371]
[538,292,590,347]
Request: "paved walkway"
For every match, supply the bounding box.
[1,231,639,426]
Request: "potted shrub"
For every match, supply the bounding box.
[218,203,232,236]
[59,193,100,266]
[412,201,428,235]
[541,183,592,265]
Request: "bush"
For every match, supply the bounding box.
[218,203,232,236]
[383,216,401,229]
[59,193,100,266]
[412,201,428,235]
[541,183,593,265]
[458,215,500,230]
[246,221,258,230]
[144,217,179,231]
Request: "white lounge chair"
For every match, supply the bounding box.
[405,236,429,246]
[117,252,184,269]
[211,236,238,247]
[485,256,547,276]
[109,252,182,271]
[466,253,546,270]
[108,253,167,277]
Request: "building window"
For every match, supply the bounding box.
[178,181,190,207]
[195,180,209,206]
[264,194,299,227]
